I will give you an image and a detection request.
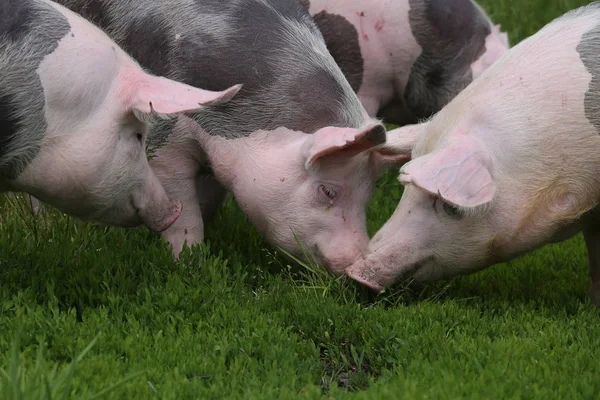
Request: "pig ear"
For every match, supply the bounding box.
[372,122,428,169]
[304,123,386,170]
[399,141,496,208]
[129,75,242,117]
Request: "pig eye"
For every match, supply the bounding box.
[136,133,143,143]
[320,185,337,200]
[442,202,464,220]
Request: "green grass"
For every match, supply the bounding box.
[2,0,600,398]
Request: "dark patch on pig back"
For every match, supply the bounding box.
[0,0,37,41]
[288,67,348,132]
[170,0,359,136]
[576,22,600,134]
[62,0,109,28]
[121,13,171,78]
[311,11,363,93]
[405,0,490,119]
[0,1,71,179]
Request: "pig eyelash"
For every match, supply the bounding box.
[431,196,465,220]
[442,201,464,220]
[319,185,337,201]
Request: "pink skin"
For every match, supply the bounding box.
[12,1,241,231]
[346,9,600,305]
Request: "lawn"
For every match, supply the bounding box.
[1,0,599,398]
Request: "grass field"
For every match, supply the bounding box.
[2,0,600,398]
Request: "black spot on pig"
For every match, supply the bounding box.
[59,0,109,27]
[0,93,20,161]
[577,22,600,134]
[311,12,364,93]
[122,14,171,78]
[0,0,36,41]
[290,67,349,132]
[405,0,490,119]
[0,1,70,179]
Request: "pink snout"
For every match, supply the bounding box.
[345,258,385,292]
[142,197,183,232]
[317,235,369,276]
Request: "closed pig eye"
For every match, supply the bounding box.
[431,196,464,220]
[442,202,464,219]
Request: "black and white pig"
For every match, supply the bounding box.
[53,0,404,273]
[300,0,510,125]
[1,0,240,231]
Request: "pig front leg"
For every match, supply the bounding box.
[583,225,600,308]
[150,142,205,258]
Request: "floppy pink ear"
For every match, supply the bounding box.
[399,141,496,208]
[304,123,386,170]
[129,75,242,116]
[372,122,428,170]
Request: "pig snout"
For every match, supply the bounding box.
[132,167,183,232]
[345,258,385,292]
[345,231,431,291]
[316,234,369,276]
[140,197,183,232]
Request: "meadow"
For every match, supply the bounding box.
[1,0,599,398]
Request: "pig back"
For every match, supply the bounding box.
[55,0,366,140]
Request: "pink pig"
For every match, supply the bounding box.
[301,0,509,125]
[347,3,600,307]
[0,0,240,230]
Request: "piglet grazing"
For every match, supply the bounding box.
[0,0,240,230]
[347,3,600,307]
[301,0,509,125]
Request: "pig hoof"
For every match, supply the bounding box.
[346,271,384,292]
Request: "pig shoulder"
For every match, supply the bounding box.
[0,0,71,180]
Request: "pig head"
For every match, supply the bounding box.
[201,121,405,274]
[348,113,600,293]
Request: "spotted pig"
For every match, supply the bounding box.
[301,0,509,125]
[1,0,240,230]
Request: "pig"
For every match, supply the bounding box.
[0,0,240,230]
[300,0,510,125]
[53,0,405,273]
[346,2,600,307]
